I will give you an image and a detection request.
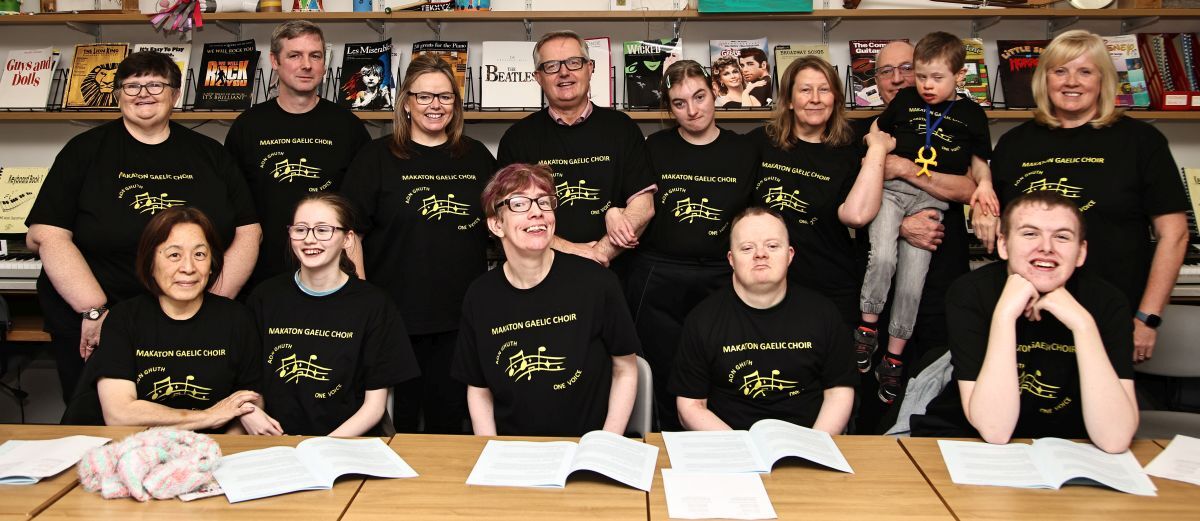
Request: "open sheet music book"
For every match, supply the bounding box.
[938,438,1157,496]
[465,430,657,490]
[661,419,853,474]
[0,435,110,485]
[213,437,417,503]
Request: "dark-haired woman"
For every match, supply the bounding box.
[247,194,418,436]
[72,207,263,431]
[341,54,495,434]
[626,60,756,431]
[747,56,894,326]
[27,50,259,405]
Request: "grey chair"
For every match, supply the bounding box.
[628,356,654,437]
[1135,304,1200,439]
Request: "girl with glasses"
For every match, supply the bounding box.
[341,54,495,434]
[245,193,418,436]
[451,163,640,437]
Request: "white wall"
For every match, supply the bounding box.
[2,11,1198,170]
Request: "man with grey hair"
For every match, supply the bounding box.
[497,30,656,268]
[225,20,370,294]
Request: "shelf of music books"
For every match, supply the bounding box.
[1,9,1199,25]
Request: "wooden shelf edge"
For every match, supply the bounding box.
[3,109,1197,122]
[0,8,1198,25]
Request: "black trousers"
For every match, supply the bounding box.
[625,252,731,432]
[392,330,468,434]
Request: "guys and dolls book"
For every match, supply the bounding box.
[0,47,55,109]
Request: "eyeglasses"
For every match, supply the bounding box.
[120,81,174,96]
[410,91,456,105]
[874,63,915,78]
[536,56,590,74]
[287,224,345,241]
[494,195,558,213]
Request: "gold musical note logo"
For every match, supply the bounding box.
[419,193,471,220]
[277,354,333,384]
[738,369,799,398]
[149,375,212,401]
[1018,369,1060,399]
[763,186,809,213]
[130,192,185,215]
[555,180,601,206]
[1024,177,1082,199]
[672,197,721,223]
[505,346,566,381]
[270,158,322,183]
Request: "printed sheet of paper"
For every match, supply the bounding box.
[749,419,853,474]
[662,469,776,520]
[570,430,657,491]
[1033,438,1156,496]
[1145,435,1200,486]
[0,435,110,485]
[465,440,576,488]
[662,431,767,473]
[939,440,1048,488]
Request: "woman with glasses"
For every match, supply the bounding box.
[451,163,640,437]
[341,54,495,434]
[65,207,266,432]
[246,193,419,436]
[28,51,260,408]
[625,60,755,431]
[748,56,893,327]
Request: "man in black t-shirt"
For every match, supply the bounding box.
[497,30,656,268]
[225,21,371,293]
[920,192,1137,453]
[670,208,856,433]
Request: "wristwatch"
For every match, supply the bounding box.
[81,306,108,321]
[1135,310,1162,329]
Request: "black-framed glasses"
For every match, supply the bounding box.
[494,195,558,213]
[874,63,915,78]
[287,224,345,241]
[410,91,456,105]
[120,81,174,96]
[536,56,590,74]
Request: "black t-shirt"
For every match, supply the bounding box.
[247,275,420,436]
[747,126,863,303]
[992,117,1188,309]
[341,137,495,335]
[748,77,773,106]
[876,88,992,176]
[496,106,655,243]
[944,262,1134,439]
[88,294,261,413]
[669,285,856,431]
[451,253,641,436]
[224,98,371,289]
[641,127,756,259]
[26,121,257,331]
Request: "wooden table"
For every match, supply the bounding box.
[341,434,649,521]
[901,437,1200,520]
[0,424,141,520]
[34,434,367,521]
[646,434,952,520]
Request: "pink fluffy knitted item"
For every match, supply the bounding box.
[77,427,222,501]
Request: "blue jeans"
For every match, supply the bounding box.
[860,179,948,340]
